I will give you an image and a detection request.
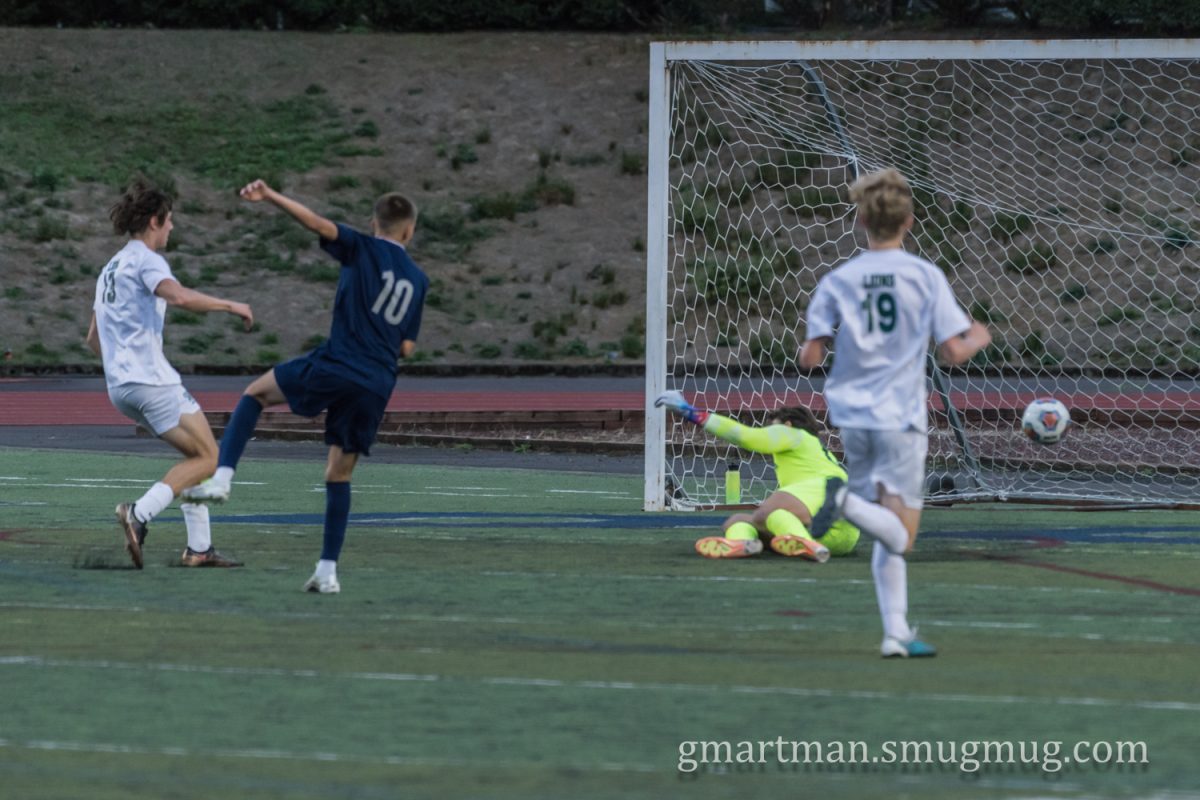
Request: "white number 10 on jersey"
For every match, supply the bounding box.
[371,271,414,325]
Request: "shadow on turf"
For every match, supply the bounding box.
[72,549,139,570]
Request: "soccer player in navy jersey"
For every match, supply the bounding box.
[184,179,428,594]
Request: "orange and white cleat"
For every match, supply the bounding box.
[694,536,763,559]
[180,546,243,567]
[769,535,830,563]
[114,502,148,570]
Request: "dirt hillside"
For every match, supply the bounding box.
[0,29,653,368]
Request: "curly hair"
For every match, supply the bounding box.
[109,178,173,235]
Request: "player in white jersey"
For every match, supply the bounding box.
[86,179,254,569]
[801,168,992,658]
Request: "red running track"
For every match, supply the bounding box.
[1,389,1198,426]
[0,391,646,425]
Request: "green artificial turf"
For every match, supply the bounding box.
[1,447,1198,799]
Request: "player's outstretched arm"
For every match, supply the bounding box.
[938,320,992,366]
[399,340,416,359]
[239,179,338,241]
[155,280,255,331]
[654,391,796,454]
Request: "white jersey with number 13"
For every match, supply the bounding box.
[93,239,181,389]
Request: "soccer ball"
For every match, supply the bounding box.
[1021,398,1070,444]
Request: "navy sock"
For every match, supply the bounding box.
[321,481,351,562]
[218,395,263,470]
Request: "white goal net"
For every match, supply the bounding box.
[644,40,1200,511]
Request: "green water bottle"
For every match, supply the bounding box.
[725,461,741,505]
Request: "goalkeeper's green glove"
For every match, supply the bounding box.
[654,390,709,425]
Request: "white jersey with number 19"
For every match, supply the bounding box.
[805,248,970,432]
[94,239,181,390]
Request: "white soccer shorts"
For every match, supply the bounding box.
[108,383,202,437]
[839,428,928,509]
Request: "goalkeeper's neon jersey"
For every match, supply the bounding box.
[702,413,846,487]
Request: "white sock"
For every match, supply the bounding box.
[872,541,912,642]
[133,481,175,524]
[842,493,909,554]
[181,503,211,553]
[316,559,337,578]
[213,466,235,487]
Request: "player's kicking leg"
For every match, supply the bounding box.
[303,445,358,594]
[828,429,935,658]
[183,369,287,503]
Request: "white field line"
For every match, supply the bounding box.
[476,570,1170,596]
[61,478,162,484]
[0,601,806,633]
[424,485,511,491]
[0,601,1191,643]
[0,736,657,774]
[0,740,1095,794]
[923,620,1039,629]
[2,654,1198,714]
[0,483,139,490]
[59,478,268,486]
[319,489,538,499]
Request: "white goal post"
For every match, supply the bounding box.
[644,39,1200,511]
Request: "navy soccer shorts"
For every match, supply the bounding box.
[273,355,388,456]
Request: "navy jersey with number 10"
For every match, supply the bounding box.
[316,223,429,400]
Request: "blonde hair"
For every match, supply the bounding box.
[849,168,913,241]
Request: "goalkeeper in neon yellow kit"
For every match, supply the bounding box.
[655,390,859,562]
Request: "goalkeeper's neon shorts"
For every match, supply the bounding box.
[778,477,860,556]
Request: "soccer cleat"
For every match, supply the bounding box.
[881,634,938,659]
[769,534,831,563]
[808,476,847,539]
[180,547,243,567]
[694,536,763,559]
[303,572,341,594]
[114,502,148,570]
[181,479,231,504]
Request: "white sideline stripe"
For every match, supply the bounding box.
[2,654,1198,714]
[0,737,656,773]
[547,489,635,496]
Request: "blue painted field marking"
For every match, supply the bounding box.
[203,511,721,530]
[187,511,1200,543]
